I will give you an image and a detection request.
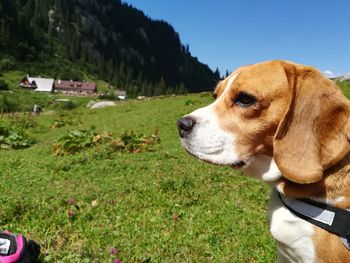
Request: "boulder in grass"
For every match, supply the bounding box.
[90,101,116,109]
[86,100,96,108]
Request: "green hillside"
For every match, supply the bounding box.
[0,94,275,262]
[0,0,220,97]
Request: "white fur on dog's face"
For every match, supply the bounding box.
[179,62,290,182]
[180,74,242,167]
[180,73,282,182]
[242,155,282,182]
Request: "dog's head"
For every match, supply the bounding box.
[177,60,350,186]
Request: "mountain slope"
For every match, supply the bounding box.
[0,0,220,96]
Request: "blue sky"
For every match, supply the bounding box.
[122,0,350,77]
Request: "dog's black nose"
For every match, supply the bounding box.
[176,117,196,138]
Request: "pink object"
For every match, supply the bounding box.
[1,235,24,263]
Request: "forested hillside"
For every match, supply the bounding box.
[0,0,220,97]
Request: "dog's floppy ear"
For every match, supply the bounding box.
[273,62,350,184]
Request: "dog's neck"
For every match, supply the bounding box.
[322,152,350,209]
[277,151,350,209]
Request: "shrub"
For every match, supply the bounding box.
[0,116,35,149]
[0,80,8,90]
[53,127,101,155]
[184,99,200,106]
[110,129,160,153]
[50,119,67,128]
[50,100,77,111]
[53,128,160,155]
[0,94,18,112]
[0,57,15,72]
[10,113,38,129]
[50,114,81,128]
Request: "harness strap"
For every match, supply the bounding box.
[277,190,350,238]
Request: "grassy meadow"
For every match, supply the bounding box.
[0,93,275,262]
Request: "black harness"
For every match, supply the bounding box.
[277,189,350,250]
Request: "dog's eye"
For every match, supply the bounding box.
[234,92,256,107]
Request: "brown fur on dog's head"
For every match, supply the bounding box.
[177,60,350,262]
[179,60,350,185]
[274,61,350,184]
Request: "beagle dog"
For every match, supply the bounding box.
[177,60,350,262]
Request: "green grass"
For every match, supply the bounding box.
[0,93,275,262]
[337,80,350,98]
[1,79,349,262]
